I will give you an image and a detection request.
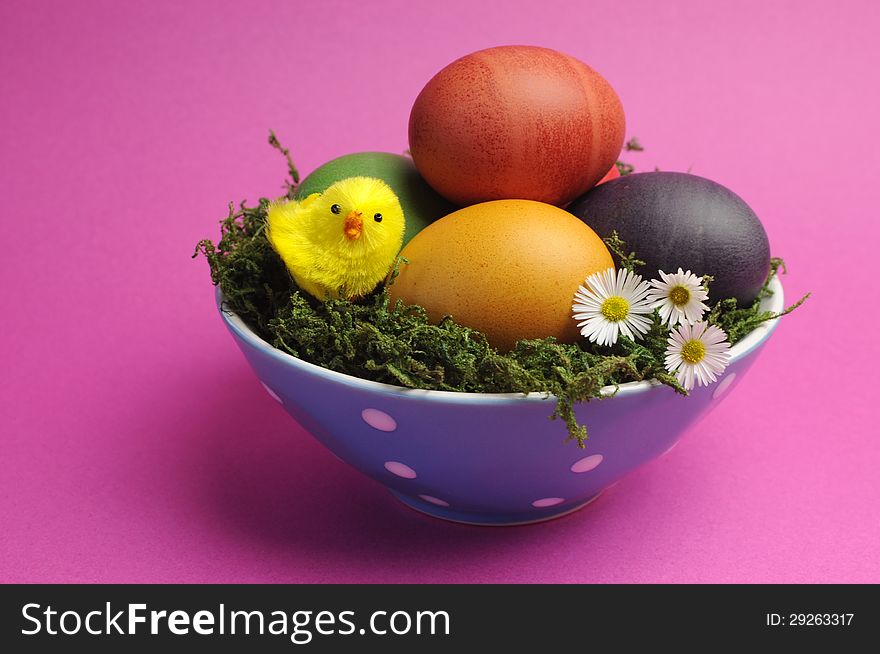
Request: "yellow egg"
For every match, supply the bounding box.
[388,200,614,352]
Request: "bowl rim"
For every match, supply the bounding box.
[217,276,784,404]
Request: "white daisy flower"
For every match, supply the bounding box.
[648,268,710,326]
[572,268,653,346]
[664,321,731,391]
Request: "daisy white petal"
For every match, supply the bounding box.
[663,320,732,391]
[571,267,654,346]
[647,267,710,326]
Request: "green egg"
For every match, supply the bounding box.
[296,152,458,245]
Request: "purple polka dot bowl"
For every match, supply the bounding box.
[217,278,783,526]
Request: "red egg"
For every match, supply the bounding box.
[408,46,626,207]
[596,164,620,185]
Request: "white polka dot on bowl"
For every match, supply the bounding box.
[261,382,282,404]
[418,494,450,507]
[532,497,565,508]
[384,461,417,479]
[570,454,603,473]
[361,408,397,432]
[712,372,737,400]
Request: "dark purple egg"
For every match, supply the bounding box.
[567,172,771,306]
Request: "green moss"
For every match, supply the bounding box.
[194,136,807,447]
[615,137,644,175]
[707,259,809,343]
[602,230,646,272]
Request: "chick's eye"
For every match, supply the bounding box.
[373,213,383,223]
[330,204,341,215]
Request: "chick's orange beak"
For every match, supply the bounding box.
[344,210,363,241]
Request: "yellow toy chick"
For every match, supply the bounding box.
[266,177,406,300]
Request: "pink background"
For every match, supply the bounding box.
[2,0,878,583]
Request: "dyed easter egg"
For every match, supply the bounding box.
[596,164,620,185]
[568,172,771,306]
[408,46,626,207]
[388,200,614,352]
[296,152,457,245]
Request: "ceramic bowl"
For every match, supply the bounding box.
[218,278,783,526]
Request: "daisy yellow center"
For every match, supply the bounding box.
[669,285,691,306]
[600,296,630,322]
[681,339,706,364]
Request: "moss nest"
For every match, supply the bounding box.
[195,137,806,446]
